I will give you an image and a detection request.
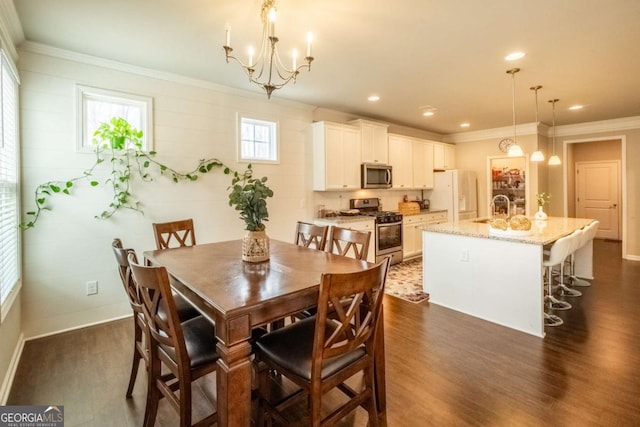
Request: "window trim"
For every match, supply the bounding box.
[237,113,280,164]
[0,49,21,323]
[75,85,153,153]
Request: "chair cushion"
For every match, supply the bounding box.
[157,292,201,324]
[173,292,201,320]
[181,316,220,369]
[255,317,366,381]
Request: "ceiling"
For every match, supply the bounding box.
[11,0,640,135]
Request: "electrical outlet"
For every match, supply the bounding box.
[461,249,469,262]
[86,280,98,295]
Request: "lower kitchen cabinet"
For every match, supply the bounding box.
[402,211,448,259]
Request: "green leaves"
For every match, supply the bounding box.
[21,117,269,230]
[227,169,273,231]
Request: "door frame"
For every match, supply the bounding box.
[562,135,628,258]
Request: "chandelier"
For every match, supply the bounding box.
[223,0,314,99]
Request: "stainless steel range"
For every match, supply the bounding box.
[350,198,403,265]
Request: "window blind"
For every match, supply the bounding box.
[0,50,19,321]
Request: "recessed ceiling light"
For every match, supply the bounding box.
[367,95,380,102]
[568,105,584,110]
[423,111,435,117]
[460,122,470,128]
[505,52,525,61]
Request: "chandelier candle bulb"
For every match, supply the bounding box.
[225,25,231,47]
[268,8,276,37]
[292,48,297,69]
[248,46,254,66]
[307,32,313,58]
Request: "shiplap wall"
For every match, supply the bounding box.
[19,49,315,338]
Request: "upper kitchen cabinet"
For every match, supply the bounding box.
[412,139,435,189]
[349,119,389,164]
[433,142,456,170]
[313,121,361,191]
[388,134,413,189]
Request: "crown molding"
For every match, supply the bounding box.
[444,122,539,144]
[0,0,25,62]
[445,116,640,144]
[19,41,316,111]
[552,116,640,137]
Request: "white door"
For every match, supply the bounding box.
[576,161,620,240]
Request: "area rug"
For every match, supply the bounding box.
[384,257,430,303]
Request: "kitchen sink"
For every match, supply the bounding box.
[472,218,491,224]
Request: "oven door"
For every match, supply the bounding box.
[376,221,403,264]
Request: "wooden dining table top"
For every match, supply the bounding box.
[143,239,370,318]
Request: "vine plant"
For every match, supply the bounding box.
[20,117,259,229]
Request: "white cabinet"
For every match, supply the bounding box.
[389,134,435,189]
[313,121,361,191]
[349,119,389,164]
[402,211,448,259]
[433,143,456,170]
[313,219,375,263]
[388,134,413,189]
[412,139,435,189]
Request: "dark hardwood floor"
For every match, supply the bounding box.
[8,239,640,426]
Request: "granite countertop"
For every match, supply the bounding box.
[422,216,594,245]
[314,215,375,224]
[418,209,447,214]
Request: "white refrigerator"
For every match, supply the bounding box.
[430,170,478,222]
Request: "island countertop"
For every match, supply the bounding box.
[422,216,594,246]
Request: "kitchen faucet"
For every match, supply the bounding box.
[491,194,512,218]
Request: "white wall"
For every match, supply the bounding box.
[19,48,315,338]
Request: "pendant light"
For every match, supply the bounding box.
[529,85,545,162]
[548,98,561,166]
[506,68,523,157]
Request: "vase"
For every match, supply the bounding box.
[534,206,548,221]
[242,230,270,262]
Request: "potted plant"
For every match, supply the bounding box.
[535,192,550,220]
[228,165,274,262]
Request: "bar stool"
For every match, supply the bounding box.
[555,229,583,298]
[543,234,572,327]
[569,220,599,287]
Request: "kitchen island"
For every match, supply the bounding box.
[421,217,595,337]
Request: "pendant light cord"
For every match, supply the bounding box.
[511,72,517,143]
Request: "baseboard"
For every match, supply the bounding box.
[25,313,132,342]
[0,332,25,405]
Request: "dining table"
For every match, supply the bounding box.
[144,238,387,426]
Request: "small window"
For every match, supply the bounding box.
[238,115,279,163]
[76,86,153,152]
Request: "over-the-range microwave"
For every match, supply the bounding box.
[361,163,392,189]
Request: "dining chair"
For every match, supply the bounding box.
[128,254,219,427]
[324,226,371,261]
[152,218,196,249]
[112,238,201,398]
[294,221,328,251]
[254,257,390,426]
